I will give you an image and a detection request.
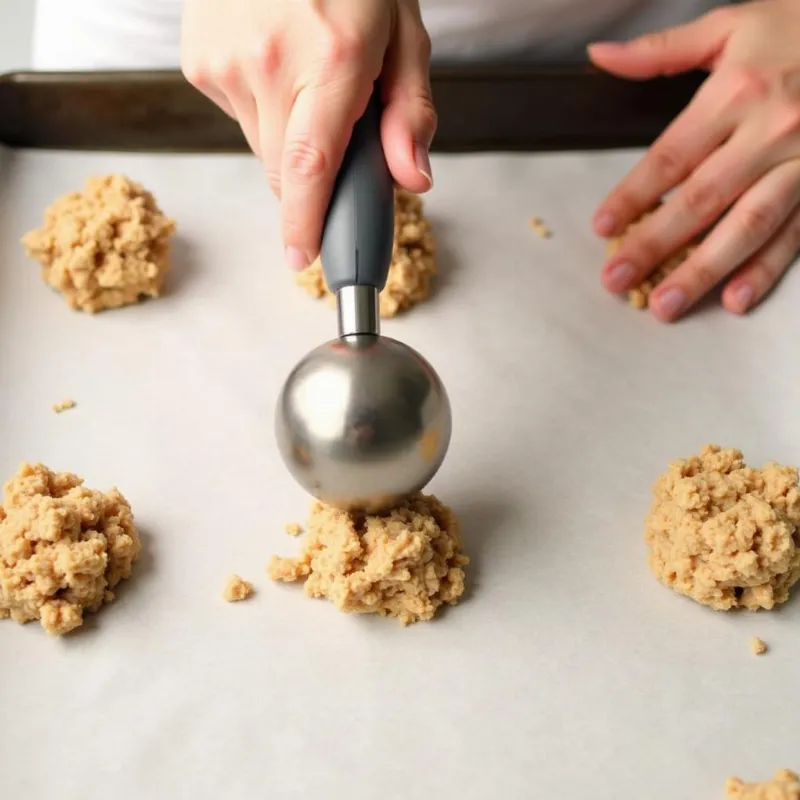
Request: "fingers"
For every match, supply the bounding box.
[587,7,736,80]
[280,78,372,270]
[593,77,737,236]
[648,159,800,321]
[380,1,436,193]
[594,64,774,236]
[723,200,800,315]
[601,123,771,296]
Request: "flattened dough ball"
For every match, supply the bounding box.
[22,174,176,313]
[0,463,140,635]
[726,769,800,799]
[296,190,436,318]
[268,493,469,625]
[607,208,698,309]
[645,445,800,611]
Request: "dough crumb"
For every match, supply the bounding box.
[22,174,176,313]
[645,445,800,611]
[0,462,140,635]
[726,769,800,799]
[606,208,698,309]
[529,216,552,238]
[267,493,469,625]
[222,574,254,602]
[52,399,76,414]
[751,637,768,655]
[297,190,436,318]
[284,522,303,537]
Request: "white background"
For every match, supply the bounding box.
[0,0,34,73]
[1,146,799,799]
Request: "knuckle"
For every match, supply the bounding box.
[648,144,685,185]
[724,65,770,110]
[320,28,368,71]
[738,203,780,241]
[637,30,671,54]
[183,64,209,91]
[216,62,242,95]
[256,34,284,79]
[767,103,800,144]
[688,259,720,294]
[680,179,725,223]
[284,138,327,182]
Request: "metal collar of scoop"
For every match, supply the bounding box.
[337,285,379,337]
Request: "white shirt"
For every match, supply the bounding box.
[33,0,724,71]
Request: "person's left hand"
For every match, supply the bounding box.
[589,0,800,322]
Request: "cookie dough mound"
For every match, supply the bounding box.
[268,493,468,625]
[645,445,800,611]
[607,208,698,309]
[297,190,436,318]
[726,769,800,799]
[22,174,176,313]
[0,463,140,635]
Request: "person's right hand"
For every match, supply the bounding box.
[181,0,436,272]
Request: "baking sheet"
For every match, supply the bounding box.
[1,146,799,800]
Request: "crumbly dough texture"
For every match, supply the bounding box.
[22,174,176,313]
[296,190,436,318]
[268,493,468,625]
[607,208,697,309]
[751,637,768,655]
[0,463,140,635]
[645,445,800,611]
[222,574,254,602]
[726,770,800,799]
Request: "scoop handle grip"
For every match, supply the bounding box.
[320,89,394,294]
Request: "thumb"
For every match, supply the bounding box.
[380,3,437,193]
[587,8,736,80]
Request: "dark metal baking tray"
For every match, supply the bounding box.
[0,66,703,153]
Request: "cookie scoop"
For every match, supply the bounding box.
[275,90,451,513]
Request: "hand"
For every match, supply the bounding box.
[181,0,436,271]
[589,0,800,322]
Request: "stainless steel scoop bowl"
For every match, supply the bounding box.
[275,91,451,513]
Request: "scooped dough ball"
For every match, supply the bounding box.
[22,174,176,313]
[726,769,800,799]
[0,463,140,635]
[296,190,436,318]
[645,445,800,611]
[607,207,698,309]
[268,493,469,625]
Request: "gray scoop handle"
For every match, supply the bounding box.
[320,90,395,294]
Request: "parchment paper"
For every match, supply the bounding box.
[1,147,799,800]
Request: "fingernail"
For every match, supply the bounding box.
[604,261,635,292]
[285,246,308,272]
[414,143,433,188]
[594,210,618,237]
[652,286,686,319]
[730,284,755,312]
[588,41,625,53]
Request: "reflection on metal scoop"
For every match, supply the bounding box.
[275,90,451,513]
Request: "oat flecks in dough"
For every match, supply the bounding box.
[297,190,436,318]
[222,574,254,602]
[267,493,469,625]
[0,463,140,636]
[52,399,76,414]
[751,637,768,655]
[726,769,800,799]
[606,208,698,309]
[22,174,176,313]
[645,445,800,611]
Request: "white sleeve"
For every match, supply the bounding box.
[32,0,183,71]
